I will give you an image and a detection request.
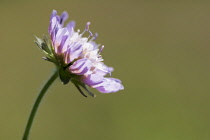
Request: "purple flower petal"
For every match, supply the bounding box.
[64,43,83,64]
[82,74,104,86]
[66,21,75,36]
[70,43,83,60]
[49,16,58,35]
[53,28,68,53]
[108,78,122,83]
[69,59,92,75]
[57,35,68,54]
[94,63,114,76]
[60,11,68,25]
[50,10,57,20]
[93,78,124,93]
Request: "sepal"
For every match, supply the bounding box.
[81,84,96,97]
[58,67,71,85]
[34,36,52,55]
[73,83,87,97]
[71,79,95,97]
[42,57,54,63]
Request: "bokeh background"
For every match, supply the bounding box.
[1,0,210,140]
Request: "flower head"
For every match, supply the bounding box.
[35,10,124,97]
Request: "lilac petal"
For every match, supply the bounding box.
[60,11,68,25]
[108,78,122,83]
[50,10,57,20]
[55,28,68,42]
[82,74,104,86]
[93,78,124,93]
[53,28,68,53]
[57,35,68,54]
[66,21,76,35]
[60,36,70,53]
[64,42,83,64]
[48,10,59,34]
[50,26,56,43]
[69,59,92,75]
[89,41,98,50]
[94,63,114,76]
[70,43,83,61]
[49,16,58,35]
[64,48,70,64]
[52,25,60,41]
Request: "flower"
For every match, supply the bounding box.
[35,10,124,97]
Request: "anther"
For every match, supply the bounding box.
[81,22,91,36]
[93,33,98,40]
[89,33,98,42]
[85,22,91,31]
[99,45,104,54]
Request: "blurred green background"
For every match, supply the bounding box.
[1,0,210,140]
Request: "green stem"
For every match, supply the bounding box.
[22,70,58,140]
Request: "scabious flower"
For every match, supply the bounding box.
[35,10,124,97]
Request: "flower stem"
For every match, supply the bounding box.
[22,70,58,140]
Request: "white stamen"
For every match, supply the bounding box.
[87,30,93,39]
